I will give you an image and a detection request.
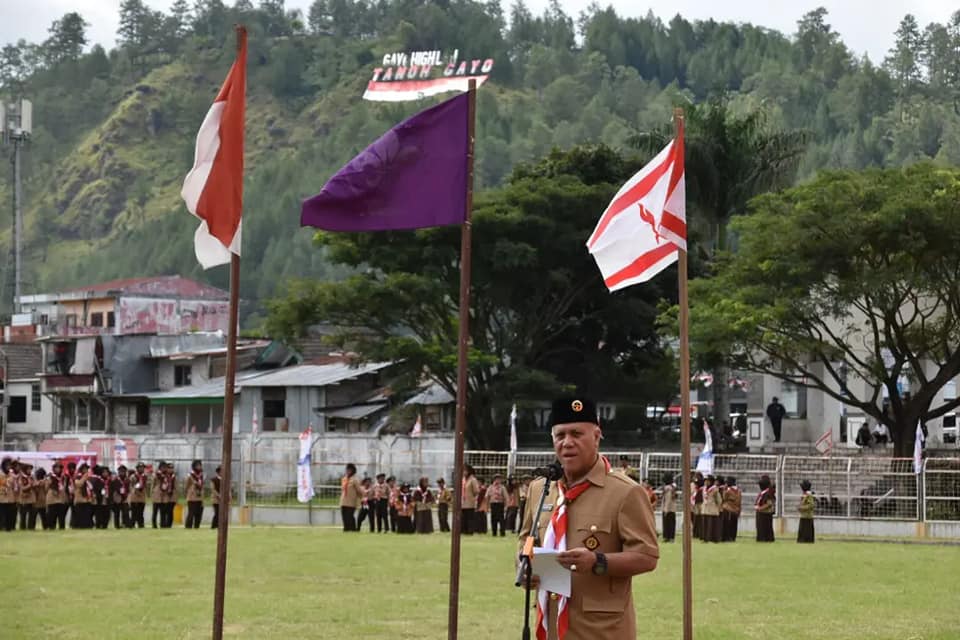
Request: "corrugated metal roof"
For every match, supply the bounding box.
[64,275,229,299]
[0,343,42,380]
[237,361,393,388]
[133,370,268,402]
[324,403,388,420]
[405,382,454,406]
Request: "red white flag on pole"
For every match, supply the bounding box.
[587,133,685,291]
[815,429,833,455]
[181,28,247,269]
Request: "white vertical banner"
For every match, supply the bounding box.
[297,427,315,503]
[914,421,925,474]
[696,421,714,474]
[113,438,129,469]
[508,403,518,478]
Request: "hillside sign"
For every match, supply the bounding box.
[362,49,494,102]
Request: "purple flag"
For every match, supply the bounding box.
[301,93,468,231]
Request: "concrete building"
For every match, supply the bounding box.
[0,343,54,443]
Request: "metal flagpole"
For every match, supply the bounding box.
[211,26,245,640]
[446,78,476,640]
[674,106,694,640]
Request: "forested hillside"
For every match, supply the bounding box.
[0,1,956,319]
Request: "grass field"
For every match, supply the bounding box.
[2,528,958,640]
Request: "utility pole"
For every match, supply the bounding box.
[1,98,32,315]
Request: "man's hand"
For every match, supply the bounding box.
[557,547,596,573]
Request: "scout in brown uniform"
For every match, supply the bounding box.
[701,475,722,543]
[660,474,677,542]
[151,462,166,528]
[63,461,76,528]
[519,397,658,640]
[92,466,111,529]
[73,464,93,529]
[487,475,507,537]
[18,463,36,530]
[396,483,415,533]
[755,475,776,542]
[184,460,205,529]
[720,476,741,542]
[112,465,131,528]
[128,463,148,528]
[162,464,177,528]
[34,468,48,529]
[0,458,17,532]
[357,478,375,532]
[797,479,815,543]
[436,478,452,532]
[387,476,399,532]
[691,472,704,541]
[476,479,489,533]
[505,477,520,532]
[210,466,222,529]
[45,462,67,529]
[461,464,479,535]
[339,463,363,532]
[374,473,390,533]
[413,476,435,534]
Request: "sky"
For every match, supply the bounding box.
[0,0,958,65]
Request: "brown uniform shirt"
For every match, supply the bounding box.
[211,476,222,504]
[721,487,741,514]
[518,456,659,640]
[462,476,479,509]
[661,484,677,513]
[73,472,92,505]
[437,487,453,505]
[0,472,14,504]
[506,487,520,508]
[373,482,388,500]
[129,472,148,503]
[45,476,66,505]
[17,474,35,506]
[487,483,506,504]
[340,475,363,508]
[702,486,722,516]
[186,473,204,502]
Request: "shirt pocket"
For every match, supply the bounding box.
[573,515,614,551]
[580,576,629,613]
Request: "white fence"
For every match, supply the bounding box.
[130,441,960,522]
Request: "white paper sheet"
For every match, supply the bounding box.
[531,547,571,597]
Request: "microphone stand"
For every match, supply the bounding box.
[517,473,555,640]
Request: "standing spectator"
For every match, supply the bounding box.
[855,422,873,448]
[461,464,479,535]
[702,475,722,543]
[766,397,787,442]
[798,479,816,544]
[436,478,451,532]
[661,474,677,542]
[339,463,362,532]
[113,465,131,528]
[413,477,435,534]
[92,467,110,529]
[755,475,776,542]
[487,475,506,537]
[504,477,519,533]
[720,476,742,542]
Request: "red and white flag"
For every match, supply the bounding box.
[410,414,423,437]
[587,131,685,291]
[181,28,247,269]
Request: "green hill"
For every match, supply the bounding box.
[1,2,958,320]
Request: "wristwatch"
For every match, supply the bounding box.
[592,552,608,576]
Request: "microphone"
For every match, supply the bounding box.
[530,461,563,481]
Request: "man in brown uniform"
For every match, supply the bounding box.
[461,464,480,535]
[17,463,36,530]
[518,397,658,640]
[45,462,68,530]
[339,463,363,531]
[436,478,452,532]
[129,463,148,528]
[0,458,17,531]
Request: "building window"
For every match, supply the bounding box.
[128,402,150,426]
[30,383,41,412]
[39,314,49,325]
[174,365,192,387]
[90,312,104,327]
[8,396,27,423]
[77,399,89,429]
[781,382,808,419]
[107,311,116,328]
[262,388,286,431]
[65,314,77,328]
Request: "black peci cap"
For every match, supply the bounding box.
[549,396,599,427]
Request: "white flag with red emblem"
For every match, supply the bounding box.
[181,28,247,269]
[586,133,685,291]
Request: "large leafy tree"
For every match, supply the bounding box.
[266,146,677,447]
[632,96,807,419]
[689,164,960,456]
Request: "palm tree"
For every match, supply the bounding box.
[631,94,808,424]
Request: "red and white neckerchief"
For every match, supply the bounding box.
[20,472,31,490]
[119,476,129,497]
[755,488,770,509]
[690,484,702,506]
[134,472,146,491]
[192,470,204,493]
[536,456,611,640]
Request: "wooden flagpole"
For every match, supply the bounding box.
[211,26,244,640]
[674,106,694,640]
[447,78,476,640]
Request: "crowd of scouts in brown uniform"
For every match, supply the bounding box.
[339,458,816,543]
[338,463,532,535]
[0,457,223,531]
